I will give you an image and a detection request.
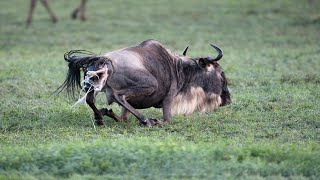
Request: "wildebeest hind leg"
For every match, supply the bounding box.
[86,91,104,125]
[113,92,158,127]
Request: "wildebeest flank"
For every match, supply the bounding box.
[57,39,231,127]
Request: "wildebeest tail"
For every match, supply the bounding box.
[54,50,99,98]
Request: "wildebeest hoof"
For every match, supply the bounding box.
[153,119,168,127]
[140,118,161,127]
[139,119,152,127]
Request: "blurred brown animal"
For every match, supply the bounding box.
[26,0,87,27]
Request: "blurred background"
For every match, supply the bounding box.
[1,0,319,101]
[0,0,319,178]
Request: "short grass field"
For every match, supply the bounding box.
[1,0,320,179]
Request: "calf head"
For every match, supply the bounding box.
[83,59,111,92]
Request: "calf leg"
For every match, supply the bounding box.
[86,90,120,125]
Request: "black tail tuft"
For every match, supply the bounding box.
[54,50,99,99]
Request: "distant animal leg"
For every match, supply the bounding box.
[71,0,87,21]
[71,7,79,19]
[26,0,37,27]
[79,0,87,21]
[27,0,57,27]
[40,0,58,23]
[86,90,103,125]
[86,90,120,125]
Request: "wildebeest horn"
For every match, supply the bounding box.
[208,44,223,62]
[182,46,189,56]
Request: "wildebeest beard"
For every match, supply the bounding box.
[56,39,231,127]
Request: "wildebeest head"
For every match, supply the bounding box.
[196,44,231,106]
[172,44,231,115]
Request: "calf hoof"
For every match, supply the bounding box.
[100,108,121,122]
[95,120,104,126]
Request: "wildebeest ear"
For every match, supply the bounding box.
[198,58,210,68]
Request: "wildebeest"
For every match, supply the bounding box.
[57,39,231,127]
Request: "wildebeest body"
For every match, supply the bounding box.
[104,41,175,109]
[57,39,231,126]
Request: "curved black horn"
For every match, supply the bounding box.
[209,44,223,61]
[182,46,189,56]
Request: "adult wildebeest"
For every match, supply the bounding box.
[57,39,231,127]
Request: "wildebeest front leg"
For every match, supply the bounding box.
[162,97,173,124]
[86,90,120,125]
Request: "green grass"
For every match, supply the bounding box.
[1,0,320,179]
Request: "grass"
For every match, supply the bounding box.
[0,0,320,179]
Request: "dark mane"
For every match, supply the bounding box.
[176,59,200,92]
